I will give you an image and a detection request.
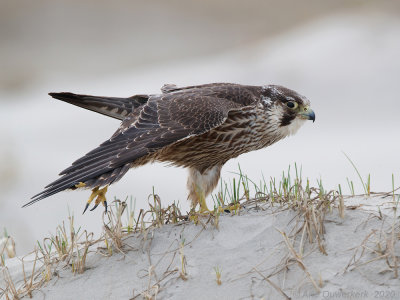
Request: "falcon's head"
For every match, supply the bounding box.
[261,85,315,136]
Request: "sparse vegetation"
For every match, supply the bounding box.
[0,230,16,261]
[1,163,399,299]
[343,152,371,196]
[178,236,187,280]
[214,266,222,285]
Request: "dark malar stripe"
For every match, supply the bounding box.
[280,113,296,126]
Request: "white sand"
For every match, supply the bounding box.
[1,8,400,255]
[2,196,399,299]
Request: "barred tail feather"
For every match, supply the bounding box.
[23,163,131,207]
[49,92,148,120]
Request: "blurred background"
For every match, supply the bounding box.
[1,0,399,254]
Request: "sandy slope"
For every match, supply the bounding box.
[2,196,399,299]
[2,8,400,255]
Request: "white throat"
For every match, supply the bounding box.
[267,104,307,137]
[282,118,306,136]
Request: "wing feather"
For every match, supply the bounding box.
[26,84,260,206]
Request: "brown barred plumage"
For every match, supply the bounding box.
[26,83,315,212]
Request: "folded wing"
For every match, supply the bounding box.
[26,88,252,206]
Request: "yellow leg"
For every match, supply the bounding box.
[198,191,210,213]
[193,184,210,214]
[83,186,108,214]
[189,185,212,223]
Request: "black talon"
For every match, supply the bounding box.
[83,203,90,214]
[90,203,99,211]
[104,201,108,213]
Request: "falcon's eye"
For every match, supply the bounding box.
[286,101,298,109]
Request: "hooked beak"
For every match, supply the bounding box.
[299,107,315,123]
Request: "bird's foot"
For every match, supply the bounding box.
[189,213,199,224]
[83,186,108,214]
[188,185,212,223]
[189,205,212,224]
[217,203,241,214]
[189,211,211,224]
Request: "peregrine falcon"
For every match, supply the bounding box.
[25,83,315,213]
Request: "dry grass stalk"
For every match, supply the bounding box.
[71,231,93,274]
[212,211,220,230]
[253,267,290,300]
[298,223,307,257]
[279,230,320,293]
[21,249,39,298]
[344,212,399,278]
[132,235,180,299]
[132,263,179,300]
[103,200,126,251]
[149,192,164,228]
[390,192,399,278]
[0,237,16,259]
[344,230,376,272]
[0,211,101,298]
[139,265,159,300]
[135,193,186,232]
[1,248,47,299]
[1,266,19,300]
[178,240,188,280]
[0,237,9,264]
[339,193,345,219]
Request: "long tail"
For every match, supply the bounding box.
[24,163,131,208]
[49,92,148,120]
